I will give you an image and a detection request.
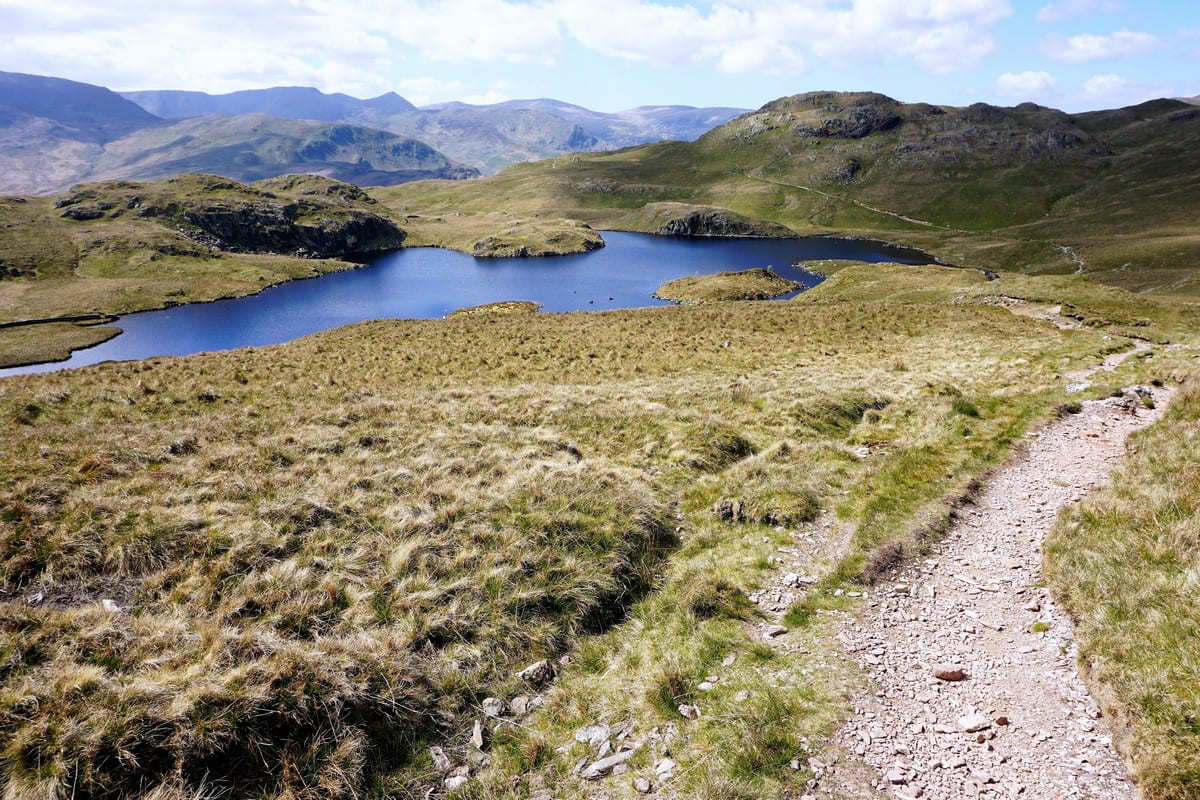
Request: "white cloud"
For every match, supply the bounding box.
[1042,29,1159,63]
[461,81,513,105]
[994,70,1057,97]
[1082,72,1128,96]
[1035,0,1121,23]
[0,0,1016,98]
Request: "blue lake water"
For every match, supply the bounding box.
[2,232,932,377]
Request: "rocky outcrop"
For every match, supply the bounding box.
[793,106,902,139]
[53,174,406,258]
[177,202,404,257]
[656,209,792,238]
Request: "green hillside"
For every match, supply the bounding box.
[376,92,1200,295]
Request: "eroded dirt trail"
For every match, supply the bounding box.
[808,350,1170,800]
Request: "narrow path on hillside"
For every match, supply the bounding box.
[809,344,1169,800]
[746,174,972,234]
[1055,244,1088,275]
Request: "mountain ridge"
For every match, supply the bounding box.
[0,72,476,194]
[122,85,749,173]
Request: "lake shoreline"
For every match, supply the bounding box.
[1,232,932,377]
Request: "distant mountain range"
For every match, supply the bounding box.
[0,71,476,195]
[0,71,747,194]
[121,86,749,173]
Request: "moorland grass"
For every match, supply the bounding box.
[2,264,1192,799]
[1045,378,1200,800]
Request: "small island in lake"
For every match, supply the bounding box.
[654,267,802,303]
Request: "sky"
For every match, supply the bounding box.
[0,0,1197,112]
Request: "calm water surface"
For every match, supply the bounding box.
[3,232,932,377]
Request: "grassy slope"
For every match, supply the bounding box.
[1045,379,1200,800]
[1,263,1195,799]
[374,95,1200,297]
[654,268,800,303]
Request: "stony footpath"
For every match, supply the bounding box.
[809,370,1169,798]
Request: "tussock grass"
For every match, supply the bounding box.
[1045,378,1200,800]
[0,263,1192,798]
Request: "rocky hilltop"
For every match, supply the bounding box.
[53,174,406,259]
[711,91,1109,165]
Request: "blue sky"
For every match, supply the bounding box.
[1,0,1197,112]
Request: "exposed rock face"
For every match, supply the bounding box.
[177,202,404,257]
[793,106,902,139]
[656,209,792,238]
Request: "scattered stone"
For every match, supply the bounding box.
[959,714,991,733]
[583,748,637,780]
[428,745,451,772]
[932,664,966,681]
[678,704,700,720]
[444,774,469,791]
[763,624,789,639]
[517,659,556,685]
[634,776,652,793]
[471,719,485,750]
[511,695,530,716]
[100,598,121,613]
[654,757,677,777]
[575,724,610,746]
[482,697,506,717]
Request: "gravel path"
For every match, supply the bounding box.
[807,348,1169,800]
